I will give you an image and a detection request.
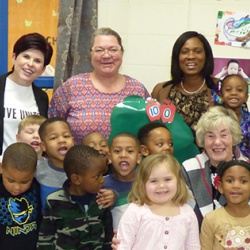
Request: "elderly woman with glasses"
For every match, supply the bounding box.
[48,27,150,144]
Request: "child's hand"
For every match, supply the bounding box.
[96,189,115,208]
[239,67,246,74]
[222,66,228,74]
[111,229,120,250]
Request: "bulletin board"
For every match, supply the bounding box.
[1,0,59,94]
[8,0,59,72]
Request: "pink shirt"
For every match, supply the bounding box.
[117,203,200,250]
[48,73,150,144]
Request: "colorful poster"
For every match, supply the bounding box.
[215,10,250,48]
[213,57,250,80]
[8,0,59,76]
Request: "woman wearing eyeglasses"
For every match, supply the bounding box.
[49,27,150,144]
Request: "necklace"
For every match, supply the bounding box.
[181,79,206,95]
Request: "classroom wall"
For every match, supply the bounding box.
[98,0,250,108]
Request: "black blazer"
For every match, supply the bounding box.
[0,72,49,155]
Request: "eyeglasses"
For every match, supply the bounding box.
[91,47,121,56]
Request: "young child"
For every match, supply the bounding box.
[16,115,46,159]
[38,145,113,250]
[116,154,200,250]
[220,74,249,158]
[0,142,41,250]
[137,122,174,156]
[82,131,109,158]
[200,160,250,250]
[215,59,249,79]
[103,133,142,229]
[82,131,112,175]
[35,117,75,211]
[137,123,199,220]
[36,117,115,212]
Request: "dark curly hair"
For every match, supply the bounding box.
[137,122,170,145]
[63,145,106,179]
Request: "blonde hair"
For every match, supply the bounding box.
[195,106,242,148]
[128,154,190,206]
[17,115,46,134]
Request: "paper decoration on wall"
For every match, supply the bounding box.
[24,20,32,27]
[213,58,250,80]
[215,10,250,48]
[213,57,250,108]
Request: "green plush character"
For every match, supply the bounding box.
[109,95,199,164]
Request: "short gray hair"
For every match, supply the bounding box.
[195,106,242,148]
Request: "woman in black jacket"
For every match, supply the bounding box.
[0,33,53,159]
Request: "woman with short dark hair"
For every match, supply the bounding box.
[0,33,53,159]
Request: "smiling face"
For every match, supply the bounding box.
[110,136,141,181]
[10,49,45,86]
[91,35,123,77]
[16,123,42,157]
[40,121,75,167]
[1,166,35,196]
[204,123,233,166]
[145,162,178,206]
[82,132,109,158]
[179,37,206,76]
[141,127,174,156]
[221,75,248,110]
[218,165,250,207]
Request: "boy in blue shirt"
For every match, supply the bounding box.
[35,117,75,211]
[38,145,113,249]
[104,133,141,229]
[36,117,116,212]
